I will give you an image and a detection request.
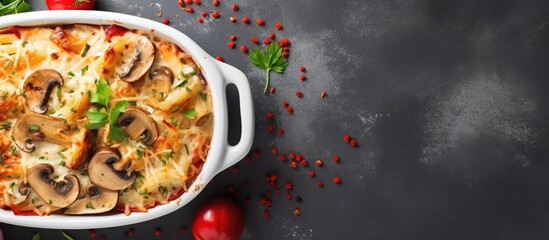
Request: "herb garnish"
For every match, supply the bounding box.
[249,42,289,93]
[84,78,127,141]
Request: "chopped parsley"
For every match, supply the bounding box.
[28,125,40,131]
[183,108,198,119]
[80,44,90,57]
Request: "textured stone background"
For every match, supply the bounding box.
[3,0,549,239]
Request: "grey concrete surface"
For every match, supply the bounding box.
[3,0,549,239]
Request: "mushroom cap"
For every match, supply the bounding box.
[12,112,71,152]
[88,147,136,191]
[23,69,64,114]
[27,164,80,208]
[117,107,159,146]
[119,34,155,83]
[64,184,119,215]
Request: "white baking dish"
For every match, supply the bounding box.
[0,10,254,229]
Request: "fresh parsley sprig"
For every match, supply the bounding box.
[249,42,289,93]
[84,78,128,141]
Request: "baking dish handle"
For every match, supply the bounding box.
[216,61,255,171]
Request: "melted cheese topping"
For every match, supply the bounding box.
[0,24,212,215]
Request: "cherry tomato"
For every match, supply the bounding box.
[45,0,96,10]
[192,196,245,240]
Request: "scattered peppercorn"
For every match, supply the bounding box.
[213,0,219,6]
[299,66,306,72]
[285,192,292,200]
[282,101,289,107]
[296,154,303,161]
[227,41,235,48]
[89,229,96,238]
[229,16,237,22]
[253,150,261,158]
[200,11,208,17]
[240,45,248,53]
[280,38,291,47]
[295,91,303,98]
[279,154,287,161]
[275,22,283,30]
[242,17,250,24]
[270,87,276,93]
[320,91,327,98]
[269,33,275,39]
[185,7,194,13]
[286,107,293,113]
[251,37,259,44]
[317,181,324,188]
[185,0,192,4]
[267,124,275,133]
[308,170,315,177]
[211,11,220,18]
[300,160,308,167]
[271,147,278,154]
[215,55,224,61]
[154,228,162,237]
[282,51,289,58]
[290,161,298,169]
[343,135,351,142]
[266,111,274,119]
[263,209,270,218]
[232,4,239,11]
[162,18,170,25]
[333,155,341,163]
[299,75,306,81]
[294,208,301,216]
[178,0,185,7]
[316,159,323,166]
[289,152,296,159]
[334,176,341,184]
[277,128,285,136]
[350,139,357,147]
[198,17,204,23]
[266,190,273,198]
[285,182,293,190]
[263,38,271,45]
[256,18,265,26]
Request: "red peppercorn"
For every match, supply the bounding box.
[269,33,275,39]
[300,160,308,167]
[271,147,278,154]
[275,22,283,30]
[350,139,357,147]
[260,196,267,205]
[343,135,351,142]
[215,55,223,61]
[232,3,239,11]
[279,154,287,161]
[227,41,235,48]
[320,91,326,98]
[178,0,185,7]
[229,16,237,22]
[283,47,290,52]
[267,124,275,133]
[213,0,219,6]
[299,75,306,81]
[270,87,276,93]
[334,176,341,184]
[232,165,239,173]
[154,228,162,237]
[286,107,293,113]
[296,154,303,161]
[89,229,96,238]
[162,18,170,25]
[180,226,187,233]
[251,37,259,44]
[266,111,274,119]
[263,209,270,218]
[280,38,291,47]
[299,66,306,72]
[275,188,281,194]
[277,128,284,136]
[282,51,289,58]
[289,152,295,159]
[282,101,289,107]
[185,0,192,4]
[308,170,316,177]
[128,228,135,235]
[317,181,324,188]
[285,182,293,190]
[263,38,271,45]
[293,208,301,216]
[242,17,250,24]
[200,11,207,17]
[270,174,278,182]
[295,91,303,98]
[253,150,261,158]
[256,18,265,26]
[185,7,194,13]
[285,192,292,200]
[290,161,298,169]
[198,17,204,23]
[194,0,201,4]
[333,155,341,163]
[240,45,248,53]
[211,11,220,18]
[315,159,323,166]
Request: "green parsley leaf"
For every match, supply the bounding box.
[89,78,110,108]
[107,100,128,141]
[109,100,127,125]
[67,71,75,77]
[0,121,11,129]
[81,65,89,75]
[32,232,41,240]
[183,108,198,119]
[249,42,289,93]
[84,108,108,129]
[57,152,66,159]
[199,92,207,101]
[80,44,90,57]
[174,80,188,89]
[85,202,95,209]
[61,231,76,240]
[28,124,40,131]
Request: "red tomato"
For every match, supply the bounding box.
[192,196,245,240]
[45,0,96,10]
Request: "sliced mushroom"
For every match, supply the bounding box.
[13,112,70,152]
[64,184,118,215]
[149,66,174,101]
[11,182,30,204]
[27,164,79,208]
[23,69,64,114]
[119,34,155,82]
[88,147,136,191]
[117,107,158,146]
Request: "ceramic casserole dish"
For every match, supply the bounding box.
[0,10,254,229]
